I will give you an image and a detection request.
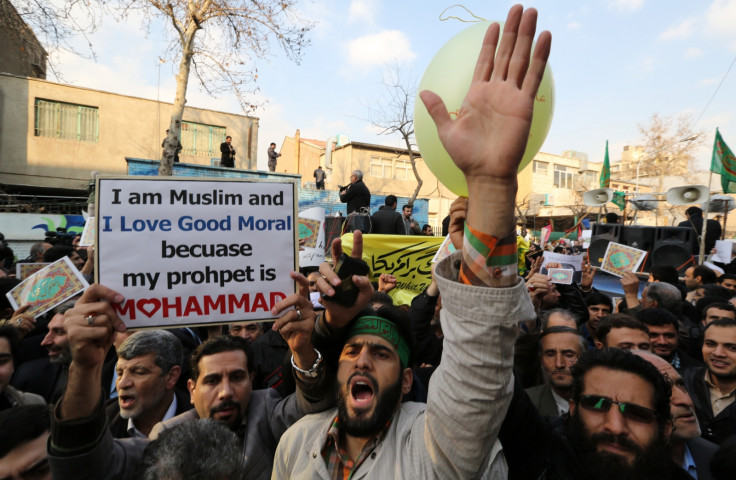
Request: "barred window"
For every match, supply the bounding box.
[181,121,227,157]
[34,99,99,142]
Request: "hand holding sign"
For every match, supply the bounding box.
[271,271,317,370]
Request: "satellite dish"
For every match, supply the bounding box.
[583,188,614,207]
[704,194,736,213]
[629,195,658,211]
[666,185,709,206]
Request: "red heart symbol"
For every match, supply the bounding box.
[137,299,161,318]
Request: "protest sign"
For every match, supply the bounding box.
[541,250,584,283]
[7,257,88,317]
[600,242,647,278]
[96,177,297,328]
[79,217,96,246]
[432,235,456,263]
[298,207,325,268]
[713,240,734,264]
[341,233,444,306]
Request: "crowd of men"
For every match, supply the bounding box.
[1,5,736,479]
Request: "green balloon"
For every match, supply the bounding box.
[414,21,555,196]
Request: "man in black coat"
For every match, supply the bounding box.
[338,169,370,214]
[371,195,405,234]
[220,135,236,168]
[678,206,722,256]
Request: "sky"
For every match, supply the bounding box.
[50,0,736,174]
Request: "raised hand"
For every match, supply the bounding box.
[316,231,374,331]
[419,6,551,184]
[419,5,551,237]
[271,271,317,369]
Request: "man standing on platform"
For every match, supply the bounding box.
[220,136,236,168]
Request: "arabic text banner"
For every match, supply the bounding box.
[96,177,297,328]
[341,233,444,305]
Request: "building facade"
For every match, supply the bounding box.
[0,74,259,194]
[278,136,458,231]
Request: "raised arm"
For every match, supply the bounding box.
[414,5,550,477]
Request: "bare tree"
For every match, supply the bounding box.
[9,0,314,176]
[369,66,423,204]
[636,113,705,192]
[100,1,315,176]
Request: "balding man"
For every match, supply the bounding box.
[338,170,370,214]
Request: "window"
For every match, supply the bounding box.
[553,164,574,189]
[394,159,411,180]
[370,156,393,178]
[533,160,548,174]
[34,99,99,142]
[181,121,226,157]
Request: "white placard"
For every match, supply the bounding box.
[79,217,96,246]
[298,207,325,268]
[96,177,297,328]
[713,240,733,264]
[541,251,584,271]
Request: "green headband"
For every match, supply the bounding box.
[346,315,411,367]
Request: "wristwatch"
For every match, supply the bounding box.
[291,348,323,378]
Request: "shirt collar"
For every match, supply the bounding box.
[682,444,698,479]
[126,395,178,438]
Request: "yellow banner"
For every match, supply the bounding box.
[340,233,445,306]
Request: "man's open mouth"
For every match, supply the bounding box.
[350,377,375,407]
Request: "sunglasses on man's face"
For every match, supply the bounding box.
[578,394,658,424]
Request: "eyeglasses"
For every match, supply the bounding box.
[578,395,658,424]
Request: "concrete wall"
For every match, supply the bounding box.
[0,74,259,190]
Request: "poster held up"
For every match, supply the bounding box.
[96,177,298,329]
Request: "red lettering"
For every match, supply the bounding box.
[252,292,268,311]
[228,294,250,313]
[161,297,182,317]
[112,299,137,320]
[183,297,203,316]
[203,295,226,314]
[269,292,286,309]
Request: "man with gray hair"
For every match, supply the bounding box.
[338,169,370,214]
[139,419,242,480]
[107,330,189,438]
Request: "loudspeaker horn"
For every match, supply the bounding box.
[629,195,658,211]
[666,185,709,206]
[704,194,736,213]
[583,188,614,207]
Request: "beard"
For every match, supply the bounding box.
[209,400,243,431]
[49,348,71,365]
[569,409,674,480]
[337,371,403,439]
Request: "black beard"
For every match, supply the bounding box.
[569,409,674,480]
[337,371,402,439]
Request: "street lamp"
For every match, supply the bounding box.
[634,134,701,192]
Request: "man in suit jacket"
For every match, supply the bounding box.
[220,135,236,168]
[525,326,586,417]
[105,330,190,439]
[371,195,405,235]
[634,351,719,479]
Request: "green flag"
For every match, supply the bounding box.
[612,191,626,210]
[600,140,611,188]
[711,128,736,194]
